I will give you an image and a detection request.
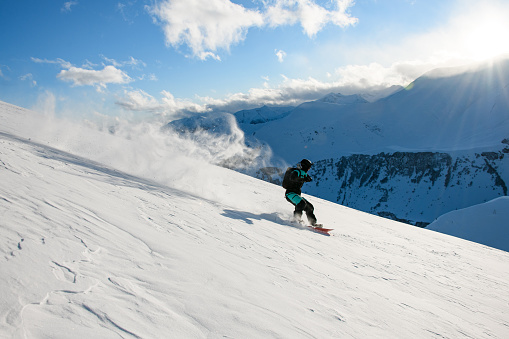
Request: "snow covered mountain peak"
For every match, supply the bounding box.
[234,105,294,125]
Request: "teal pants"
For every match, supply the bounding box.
[285,192,317,225]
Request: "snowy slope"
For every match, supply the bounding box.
[427,197,509,252]
[1,102,509,338]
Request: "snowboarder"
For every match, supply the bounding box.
[282,159,318,226]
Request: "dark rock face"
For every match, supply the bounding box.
[331,152,453,188]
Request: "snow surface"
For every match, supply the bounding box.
[427,196,509,252]
[1,101,509,338]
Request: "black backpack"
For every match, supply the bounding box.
[282,167,294,189]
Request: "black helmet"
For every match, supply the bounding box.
[300,159,313,172]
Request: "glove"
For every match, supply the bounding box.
[305,175,313,182]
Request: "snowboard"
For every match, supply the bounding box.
[307,224,333,236]
[290,220,333,235]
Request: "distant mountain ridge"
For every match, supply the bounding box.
[234,105,294,125]
[316,92,368,105]
[250,58,509,160]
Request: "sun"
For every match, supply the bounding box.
[461,11,509,61]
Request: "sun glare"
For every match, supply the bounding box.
[462,13,509,61]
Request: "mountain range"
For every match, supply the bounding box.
[245,58,509,159]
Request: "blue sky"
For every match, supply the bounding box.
[1,0,509,119]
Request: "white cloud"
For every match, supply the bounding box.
[115,61,416,115]
[160,58,461,113]
[101,55,147,69]
[82,60,98,69]
[116,89,161,111]
[0,66,7,79]
[198,75,335,111]
[32,57,134,91]
[61,1,78,13]
[20,73,37,87]
[160,90,209,114]
[31,56,133,92]
[31,57,73,69]
[147,0,357,60]
[138,73,159,81]
[148,0,264,60]
[117,2,138,23]
[57,65,132,89]
[265,0,358,37]
[275,49,287,62]
[333,62,418,88]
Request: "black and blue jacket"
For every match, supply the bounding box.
[284,167,312,195]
